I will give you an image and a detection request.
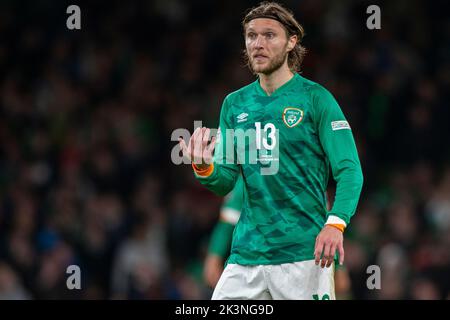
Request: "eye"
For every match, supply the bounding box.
[247,32,257,40]
[265,32,275,39]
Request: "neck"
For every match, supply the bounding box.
[258,65,294,96]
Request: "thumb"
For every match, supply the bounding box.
[179,138,188,155]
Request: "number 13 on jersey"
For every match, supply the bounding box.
[255,122,277,150]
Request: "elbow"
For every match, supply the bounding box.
[214,182,235,197]
[199,177,235,197]
[358,165,364,187]
[353,165,364,194]
[214,188,231,197]
[337,161,364,192]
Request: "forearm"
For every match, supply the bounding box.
[328,160,364,225]
[193,163,240,196]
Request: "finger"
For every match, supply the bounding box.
[314,238,323,265]
[207,136,217,152]
[189,128,200,159]
[338,243,345,265]
[192,127,202,146]
[321,242,331,268]
[192,128,204,164]
[326,243,336,268]
[204,136,216,164]
[199,127,206,140]
[202,128,210,146]
[191,127,201,143]
[178,138,188,158]
[191,127,202,145]
[178,137,184,148]
[193,126,201,135]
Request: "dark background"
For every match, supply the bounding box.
[0,0,449,299]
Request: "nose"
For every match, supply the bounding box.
[253,34,265,49]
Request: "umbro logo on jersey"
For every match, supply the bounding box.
[237,112,249,123]
[282,107,304,128]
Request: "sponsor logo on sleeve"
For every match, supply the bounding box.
[331,120,351,131]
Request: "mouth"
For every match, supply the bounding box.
[252,54,268,62]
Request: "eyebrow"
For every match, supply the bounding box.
[246,28,277,33]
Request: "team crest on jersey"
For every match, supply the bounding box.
[282,107,304,128]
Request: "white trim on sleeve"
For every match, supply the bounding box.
[325,215,347,227]
[220,208,241,225]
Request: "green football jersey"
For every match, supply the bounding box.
[207,176,243,258]
[221,174,244,221]
[196,73,363,265]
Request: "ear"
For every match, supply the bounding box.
[287,35,298,52]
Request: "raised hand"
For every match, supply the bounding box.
[179,127,217,169]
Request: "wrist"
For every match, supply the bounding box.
[193,163,210,171]
[325,215,346,233]
[325,223,345,233]
[325,215,347,227]
[192,163,214,177]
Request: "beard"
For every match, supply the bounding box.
[248,48,289,75]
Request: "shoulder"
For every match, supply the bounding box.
[223,81,258,105]
[295,74,333,102]
[294,75,340,123]
[296,76,340,117]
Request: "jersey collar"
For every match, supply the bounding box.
[254,73,300,97]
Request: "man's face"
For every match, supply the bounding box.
[245,18,296,75]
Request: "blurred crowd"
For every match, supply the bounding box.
[0,0,449,299]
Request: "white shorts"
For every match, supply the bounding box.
[212,260,335,300]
